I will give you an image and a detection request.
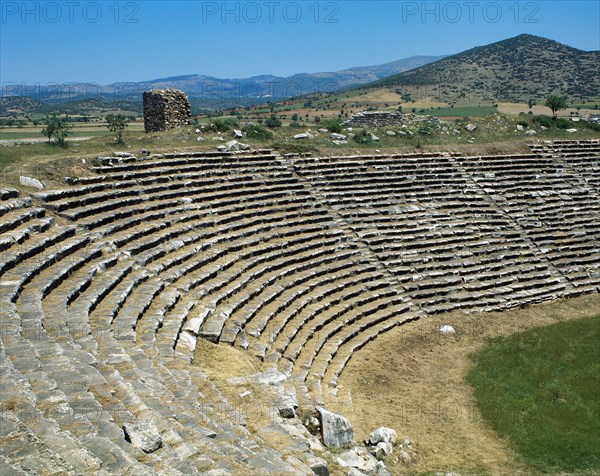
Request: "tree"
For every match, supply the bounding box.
[41,114,58,143]
[53,117,73,146]
[105,114,129,144]
[544,95,568,118]
[41,113,72,146]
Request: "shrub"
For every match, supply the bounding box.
[241,124,273,140]
[322,119,342,133]
[353,129,372,145]
[205,118,239,132]
[532,115,553,128]
[288,121,302,128]
[516,120,529,128]
[417,124,433,136]
[265,114,282,129]
[217,118,240,131]
[554,118,571,129]
[585,121,600,132]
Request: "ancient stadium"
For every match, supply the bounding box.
[1,138,599,475]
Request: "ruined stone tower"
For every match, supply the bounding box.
[143,88,191,132]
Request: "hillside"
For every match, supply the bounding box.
[0,56,444,109]
[0,96,142,117]
[368,34,600,104]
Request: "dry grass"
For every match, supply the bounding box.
[339,293,600,476]
[497,103,597,117]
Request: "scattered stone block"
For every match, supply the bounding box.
[367,427,397,446]
[123,420,162,453]
[317,407,353,448]
[439,325,456,335]
[277,394,298,418]
[19,176,44,190]
[307,456,329,476]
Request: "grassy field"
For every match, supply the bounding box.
[0,122,145,140]
[0,129,111,140]
[468,314,600,474]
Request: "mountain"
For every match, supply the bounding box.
[365,34,600,103]
[0,56,445,110]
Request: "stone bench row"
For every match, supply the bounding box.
[89,213,352,346]
[170,245,366,358]
[59,180,309,224]
[0,216,55,254]
[91,153,278,175]
[55,161,289,202]
[6,250,289,474]
[300,160,558,178]
[291,296,413,402]
[227,253,373,347]
[272,278,401,363]
[112,204,332,263]
[41,171,299,214]
[292,153,542,169]
[296,305,419,405]
[0,225,78,278]
[0,197,33,217]
[134,224,350,344]
[0,206,46,234]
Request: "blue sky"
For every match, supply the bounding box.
[1,1,599,84]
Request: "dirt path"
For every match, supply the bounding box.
[339,293,600,476]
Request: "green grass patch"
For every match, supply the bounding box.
[467,315,600,474]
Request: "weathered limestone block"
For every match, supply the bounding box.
[123,420,162,453]
[317,406,353,448]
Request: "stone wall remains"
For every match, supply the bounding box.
[342,111,438,128]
